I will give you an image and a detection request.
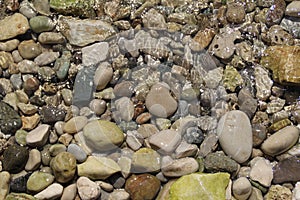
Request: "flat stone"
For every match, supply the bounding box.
[273,156,300,183]
[261,126,299,156]
[34,51,60,66]
[17,103,37,115]
[34,183,63,200]
[38,32,65,44]
[217,110,252,163]
[0,101,22,135]
[25,149,41,171]
[0,171,10,199]
[26,124,50,147]
[232,177,252,200]
[249,157,273,187]
[63,116,87,134]
[5,193,37,200]
[77,177,101,200]
[169,173,230,200]
[0,13,29,41]
[27,171,54,193]
[82,42,109,66]
[2,145,29,173]
[77,156,121,180]
[204,152,239,174]
[162,157,199,177]
[132,148,161,173]
[58,16,115,46]
[285,1,300,17]
[61,183,77,200]
[94,62,113,91]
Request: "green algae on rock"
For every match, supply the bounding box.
[50,0,96,18]
[261,45,300,86]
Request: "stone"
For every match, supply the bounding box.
[23,77,40,95]
[273,156,300,183]
[18,103,37,115]
[0,101,22,135]
[27,171,54,193]
[238,88,257,119]
[5,193,37,200]
[89,99,106,116]
[83,120,125,152]
[18,40,42,59]
[34,51,60,66]
[169,173,230,200]
[77,177,101,200]
[38,32,65,44]
[0,51,14,71]
[49,144,67,156]
[132,148,161,173]
[58,16,115,46]
[174,141,198,158]
[0,171,10,200]
[67,143,87,163]
[232,177,252,200]
[21,114,40,131]
[29,16,55,33]
[18,60,39,74]
[63,116,87,134]
[204,152,239,173]
[15,130,28,146]
[261,126,299,156]
[34,183,63,200]
[82,42,109,66]
[50,0,95,18]
[2,145,29,173]
[280,17,300,38]
[10,173,31,193]
[293,182,300,200]
[94,62,113,91]
[217,110,252,163]
[0,39,19,52]
[26,124,50,147]
[61,183,77,200]
[145,82,178,118]
[249,157,273,187]
[222,65,243,92]
[0,13,29,41]
[50,152,76,183]
[254,66,273,100]
[55,51,72,80]
[77,156,121,180]
[114,97,134,122]
[149,129,181,155]
[125,174,160,200]
[266,25,294,46]
[108,189,130,200]
[40,106,66,124]
[193,28,215,49]
[226,3,246,24]
[285,1,300,17]
[162,157,199,177]
[264,185,292,200]
[25,149,41,171]
[249,187,263,200]
[113,81,134,97]
[142,8,167,29]
[261,45,300,85]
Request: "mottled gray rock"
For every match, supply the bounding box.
[82,42,109,66]
[204,152,239,173]
[0,101,22,134]
[34,183,63,200]
[232,177,252,200]
[26,124,50,147]
[249,157,273,187]
[34,51,60,66]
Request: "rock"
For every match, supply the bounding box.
[2,145,29,173]
[261,45,300,86]
[27,171,54,193]
[0,171,10,200]
[183,126,204,144]
[5,193,37,200]
[18,40,42,59]
[285,1,300,17]
[265,0,286,27]
[21,114,40,131]
[82,42,109,66]
[222,65,243,92]
[94,62,113,91]
[26,124,50,147]
[10,173,31,193]
[0,101,22,135]
[61,183,77,200]
[34,51,60,66]
[58,16,115,46]
[193,28,215,49]
[15,130,28,146]
[83,120,124,152]
[77,177,101,200]
[89,99,106,116]
[114,97,135,122]
[248,187,263,200]
[49,144,67,156]
[149,129,181,155]
[38,32,65,44]
[232,177,252,200]
[293,182,300,200]
[142,8,167,29]
[67,143,87,163]
[34,183,63,200]
[50,152,76,183]
[238,88,257,119]
[77,156,121,180]
[273,156,300,183]
[261,126,299,156]
[266,25,294,46]
[108,189,130,200]
[280,17,300,38]
[50,0,95,18]
[145,82,178,118]
[217,110,252,163]
[0,39,19,52]
[113,81,134,97]
[0,13,29,41]
[63,116,87,134]
[255,65,273,100]
[174,141,198,158]
[18,60,39,74]
[204,152,239,173]
[264,185,292,200]
[25,149,41,171]
[132,148,161,173]
[169,173,230,200]
[40,106,66,124]
[162,157,199,177]
[125,174,160,200]
[29,16,55,33]
[249,157,273,187]
[226,3,246,24]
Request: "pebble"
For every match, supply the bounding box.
[29,16,55,33]
[40,106,66,124]
[25,149,41,171]
[17,102,37,115]
[18,60,39,74]
[249,157,273,187]
[63,116,88,134]
[89,99,106,116]
[293,182,300,200]
[280,17,300,38]
[34,183,63,200]
[19,0,36,18]
[249,187,263,200]
[50,0,95,17]
[162,157,199,177]
[77,177,101,200]
[2,145,29,173]
[83,120,124,152]
[273,156,300,183]
[132,148,161,173]
[226,3,246,24]
[174,141,198,158]
[232,177,252,200]
[18,40,42,59]
[67,143,87,163]
[94,62,113,91]
[217,110,252,163]
[82,42,109,66]
[21,113,40,130]
[264,185,292,200]
[50,152,76,183]
[125,174,161,200]
[5,193,36,200]
[34,51,60,66]
[118,156,132,178]
[115,97,134,122]
[27,171,54,193]
[77,156,121,180]
[49,144,66,156]
[0,171,10,200]
[142,8,167,29]
[252,123,267,147]
[15,129,28,146]
[145,82,178,118]
[0,101,22,135]
[10,173,31,193]
[193,28,215,49]
[0,39,19,51]
[126,130,143,151]
[26,124,50,147]
[223,65,244,92]
[108,189,130,200]
[61,183,77,200]
[149,129,181,155]
[113,81,134,97]
[261,126,300,156]
[204,151,239,174]
[61,88,73,106]
[0,13,30,41]
[38,32,65,44]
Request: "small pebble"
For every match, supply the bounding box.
[77,177,101,200]
[2,145,29,173]
[162,157,199,177]
[18,40,42,59]
[25,149,41,171]
[0,171,10,199]
[63,116,88,134]
[50,152,76,183]
[232,177,252,200]
[34,183,63,200]
[26,171,54,193]
[26,124,50,147]
[249,157,273,187]
[94,62,113,91]
[132,148,161,173]
[61,183,77,200]
[67,143,87,162]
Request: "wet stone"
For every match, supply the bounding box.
[94,62,113,91]
[40,106,66,124]
[82,42,109,66]
[132,148,161,173]
[204,152,239,174]
[255,66,273,100]
[0,101,22,135]
[50,0,95,18]
[26,124,50,147]
[280,17,300,38]
[2,145,29,173]
[27,171,54,193]
[63,116,87,134]
[67,143,87,162]
[29,16,55,33]
[183,126,204,144]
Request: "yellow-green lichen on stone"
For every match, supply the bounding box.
[50,0,96,18]
[222,65,243,92]
[169,172,230,200]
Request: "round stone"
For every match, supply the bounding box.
[132,148,161,173]
[63,116,88,134]
[27,171,54,193]
[89,99,106,116]
[232,177,252,200]
[77,177,101,200]
[115,97,134,122]
[226,3,246,24]
[0,101,22,135]
[50,152,76,183]
[94,62,113,91]
[83,120,125,152]
[125,174,161,200]
[29,16,55,33]
[18,40,42,59]
[2,145,29,173]
[67,143,87,163]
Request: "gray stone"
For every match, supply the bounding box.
[162,157,199,177]
[82,42,109,66]
[67,143,87,162]
[77,177,101,200]
[38,32,65,44]
[94,62,113,91]
[285,1,300,17]
[232,177,252,200]
[25,149,41,171]
[115,97,134,122]
[26,124,50,147]
[204,152,239,174]
[34,51,60,66]
[249,157,273,187]
[34,183,63,200]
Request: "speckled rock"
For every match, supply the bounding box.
[162,157,199,177]
[222,65,243,92]
[226,3,245,24]
[204,152,239,173]
[2,145,29,173]
[0,101,22,135]
[0,171,10,200]
[50,0,95,18]
[264,185,292,200]
[77,177,101,200]
[27,171,54,193]
[125,174,160,200]
[0,52,14,70]
[132,148,161,173]
[249,157,273,187]
[82,42,109,66]
[273,156,300,183]
[34,51,60,66]
[169,173,230,200]
[232,177,252,200]
[280,17,300,38]
[18,40,42,59]
[255,65,273,100]
[10,173,31,193]
[38,32,65,44]
[50,152,76,183]
[40,106,66,124]
[26,124,50,147]
[34,183,63,200]
[193,28,215,49]
[0,13,29,41]
[29,16,55,33]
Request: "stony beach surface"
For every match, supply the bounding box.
[0,0,300,199]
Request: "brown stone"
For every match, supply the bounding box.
[273,156,300,183]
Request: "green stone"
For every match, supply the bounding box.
[50,0,96,18]
[169,173,230,200]
[29,16,55,33]
[132,148,161,173]
[222,65,243,92]
[5,193,37,200]
[15,130,28,146]
[27,171,54,193]
[50,152,76,183]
